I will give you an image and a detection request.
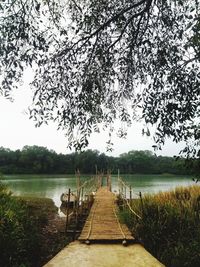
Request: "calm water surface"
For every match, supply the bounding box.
[1,174,193,208]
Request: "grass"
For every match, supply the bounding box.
[119,185,200,267]
[15,196,58,213]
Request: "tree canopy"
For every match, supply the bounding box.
[0,0,199,155]
[0,145,191,175]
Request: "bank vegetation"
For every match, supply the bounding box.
[119,185,200,267]
[0,183,68,267]
[0,146,196,175]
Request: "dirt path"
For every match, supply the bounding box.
[44,241,165,267]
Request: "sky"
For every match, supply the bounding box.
[0,71,185,157]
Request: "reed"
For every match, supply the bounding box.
[119,185,200,267]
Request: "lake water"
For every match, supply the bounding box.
[1,174,193,208]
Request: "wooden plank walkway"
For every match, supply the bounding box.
[79,187,134,242]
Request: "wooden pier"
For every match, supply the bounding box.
[79,186,134,242]
[44,177,165,267]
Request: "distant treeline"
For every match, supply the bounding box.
[0,145,194,175]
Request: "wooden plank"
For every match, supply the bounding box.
[78,187,135,242]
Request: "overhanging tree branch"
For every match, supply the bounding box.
[57,0,152,57]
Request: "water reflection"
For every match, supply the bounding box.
[2,176,89,211]
[2,174,193,208]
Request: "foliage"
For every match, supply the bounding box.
[0,1,199,154]
[0,145,192,175]
[0,183,40,267]
[119,185,200,267]
[17,196,69,266]
[0,183,68,267]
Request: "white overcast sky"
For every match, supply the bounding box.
[0,70,185,157]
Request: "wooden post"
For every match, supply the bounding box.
[76,169,80,215]
[118,169,120,194]
[108,175,111,192]
[87,194,91,210]
[139,191,144,216]
[98,175,101,188]
[95,164,97,175]
[76,169,80,197]
[74,185,81,240]
[106,174,108,188]
[129,186,132,203]
[121,179,123,197]
[81,187,84,202]
[65,188,71,233]
[80,187,84,215]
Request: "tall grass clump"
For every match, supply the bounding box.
[119,185,200,267]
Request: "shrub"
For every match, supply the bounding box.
[119,185,200,267]
[0,183,69,267]
[0,183,40,267]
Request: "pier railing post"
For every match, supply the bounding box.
[81,187,84,214]
[124,185,126,199]
[139,191,144,216]
[108,175,111,191]
[129,186,132,203]
[101,175,103,187]
[65,188,71,233]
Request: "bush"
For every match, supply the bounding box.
[0,183,69,267]
[0,183,40,267]
[119,185,200,267]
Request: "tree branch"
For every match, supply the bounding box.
[181,56,200,67]
[70,0,82,13]
[57,0,152,57]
